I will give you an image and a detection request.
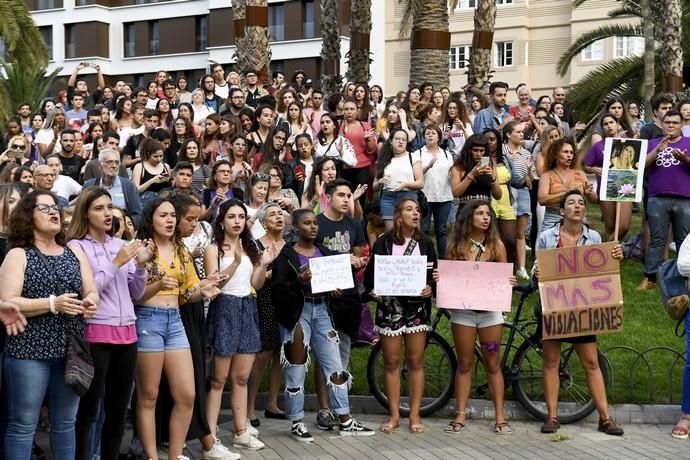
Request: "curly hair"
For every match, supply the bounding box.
[9,189,65,249]
[446,199,502,261]
[544,137,579,171]
[304,156,341,202]
[211,198,260,265]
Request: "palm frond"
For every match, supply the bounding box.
[398,0,424,37]
[0,58,63,125]
[608,6,642,18]
[0,0,49,67]
[557,23,643,76]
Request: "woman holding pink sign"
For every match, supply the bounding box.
[363,198,438,434]
[442,199,513,435]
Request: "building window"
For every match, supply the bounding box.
[65,24,76,59]
[149,20,160,55]
[303,0,315,39]
[124,23,136,57]
[39,26,53,60]
[269,4,285,41]
[582,40,604,61]
[614,36,643,58]
[494,41,513,67]
[455,0,477,9]
[196,16,208,51]
[449,45,471,70]
[497,0,514,4]
[36,0,57,9]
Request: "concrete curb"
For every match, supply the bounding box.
[241,393,681,425]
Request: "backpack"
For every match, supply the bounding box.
[657,259,688,335]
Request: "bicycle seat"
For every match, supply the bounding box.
[513,283,535,294]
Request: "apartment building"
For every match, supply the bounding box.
[26,0,352,90]
[382,0,640,98]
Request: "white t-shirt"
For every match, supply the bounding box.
[383,151,421,192]
[420,147,454,202]
[215,82,229,100]
[52,175,82,200]
[145,97,159,110]
[193,105,212,125]
[36,128,61,156]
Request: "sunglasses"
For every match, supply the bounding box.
[10,144,25,150]
[253,173,271,181]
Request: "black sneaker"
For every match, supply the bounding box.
[291,422,314,443]
[316,408,335,431]
[338,417,375,437]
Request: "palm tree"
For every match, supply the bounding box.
[0,0,49,67]
[320,0,342,96]
[642,0,654,116]
[0,58,62,125]
[345,0,372,84]
[244,0,272,84]
[661,0,684,92]
[557,0,689,127]
[399,0,452,89]
[233,0,247,78]
[466,0,497,92]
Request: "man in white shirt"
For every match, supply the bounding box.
[211,63,229,100]
[46,154,82,201]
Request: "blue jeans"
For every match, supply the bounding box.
[422,201,452,259]
[281,300,351,421]
[645,196,690,275]
[4,357,80,460]
[680,311,690,414]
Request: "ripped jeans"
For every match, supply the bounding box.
[280,300,351,421]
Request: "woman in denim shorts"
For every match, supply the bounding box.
[443,200,515,435]
[133,197,223,460]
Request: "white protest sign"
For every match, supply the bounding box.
[309,253,354,294]
[374,255,428,296]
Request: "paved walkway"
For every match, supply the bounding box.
[38,412,683,460]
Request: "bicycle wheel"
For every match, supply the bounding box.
[366,330,457,417]
[511,340,608,424]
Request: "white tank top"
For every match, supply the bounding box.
[219,254,253,297]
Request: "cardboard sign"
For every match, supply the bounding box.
[600,138,647,202]
[309,254,354,294]
[436,260,513,311]
[536,242,623,339]
[374,255,428,296]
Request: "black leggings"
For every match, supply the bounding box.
[341,166,371,207]
[75,341,137,460]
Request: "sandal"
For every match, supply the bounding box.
[409,423,425,434]
[379,420,400,434]
[541,416,560,434]
[672,416,690,439]
[494,422,512,435]
[445,420,465,433]
[598,416,624,436]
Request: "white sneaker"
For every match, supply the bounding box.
[233,430,265,450]
[202,438,241,460]
[516,267,529,280]
[245,419,259,437]
[176,456,191,460]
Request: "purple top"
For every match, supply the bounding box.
[584,140,606,195]
[647,137,690,198]
[297,247,324,295]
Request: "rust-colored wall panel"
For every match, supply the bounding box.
[159,17,195,55]
[283,58,321,87]
[134,22,149,57]
[339,0,350,37]
[209,7,235,47]
[284,1,303,41]
[25,0,64,10]
[69,22,109,58]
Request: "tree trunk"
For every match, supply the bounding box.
[245,0,272,85]
[320,0,343,96]
[642,0,655,119]
[660,0,684,92]
[408,0,450,89]
[467,0,497,91]
[233,0,247,79]
[346,0,372,83]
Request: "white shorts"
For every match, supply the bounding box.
[449,310,504,329]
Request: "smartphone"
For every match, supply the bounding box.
[294,165,305,177]
[480,156,490,168]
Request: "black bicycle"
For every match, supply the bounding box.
[366,284,609,423]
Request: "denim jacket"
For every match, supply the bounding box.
[536,223,602,252]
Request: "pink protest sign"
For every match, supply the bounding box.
[436,260,514,312]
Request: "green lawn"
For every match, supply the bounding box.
[259,205,687,405]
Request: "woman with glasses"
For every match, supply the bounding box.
[252,126,291,172]
[166,117,196,167]
[1,135,31,169]
[200,160,245,222]
[0,189,99,459]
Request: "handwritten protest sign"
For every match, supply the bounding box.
[374,255,427,296]
[536,242,623,340]
[600,138,647,202]
[436,260,513,311]
[309,254,354,294]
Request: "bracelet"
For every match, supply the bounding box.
[49,295,57,314]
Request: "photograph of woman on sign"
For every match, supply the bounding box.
[602,138,647,203]
[609,139,641,170]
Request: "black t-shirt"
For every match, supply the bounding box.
[316,213,365,255]
[59,154,86,183]
[639,122,664,140]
